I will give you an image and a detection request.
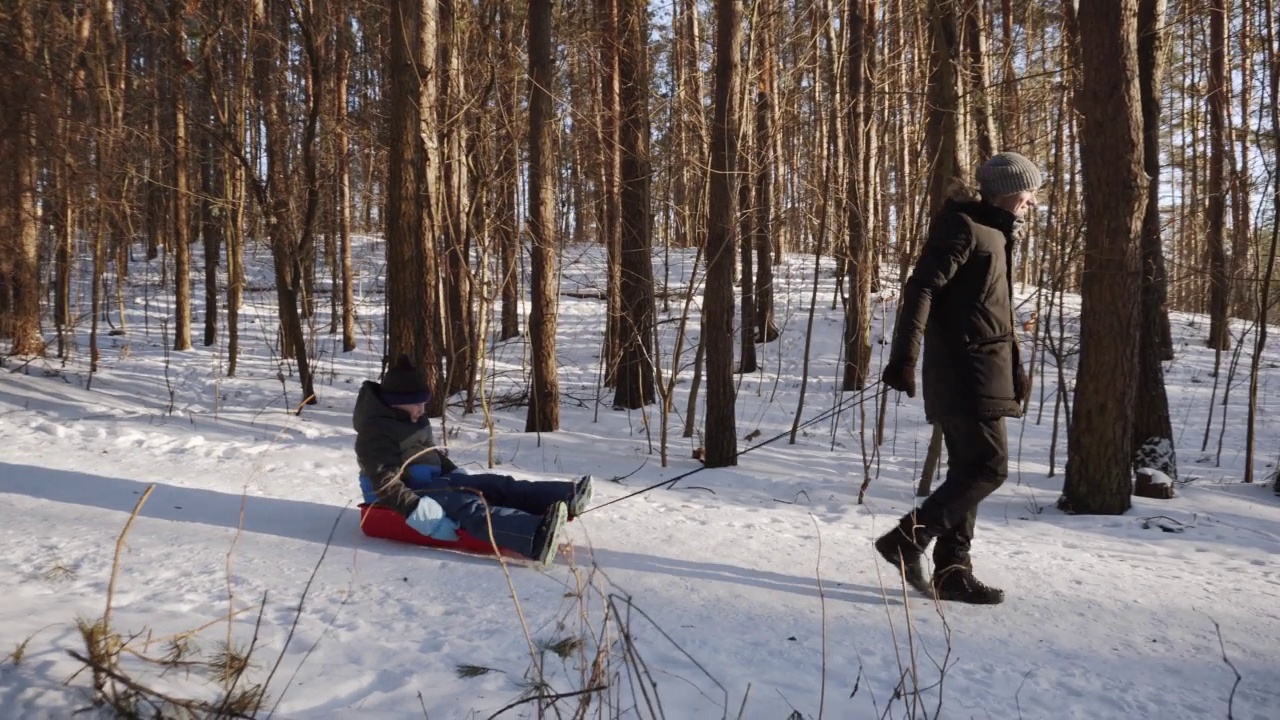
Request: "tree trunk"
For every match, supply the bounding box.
[171,0,193,351]
[598,0,623,387]
[842,0,872,391]
[613,0,657,409]
[1205,0,1231,351]
[53,148,73,359]
[496,4,520,342]
[255,0,316,405]
[753,1,780,343]
[201,135,222,347]
[702,0,742,467]
[526,0,561,432]
[219,32,246,377]
[738,125,758,375]
[1132,0,1176,479]
[3,0,45,356]
[1246,11,1279,484]
[925,0,968,213]
[385,0,443,409]
[440,0,474,400]
[962,0,997,160]
[1229,0,1252,323]
[296,0,327,329]
[335,10,357,352]
[1061,0,1146,515]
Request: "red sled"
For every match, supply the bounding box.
[357,503,524,559]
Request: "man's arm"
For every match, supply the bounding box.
[888,213,975,367]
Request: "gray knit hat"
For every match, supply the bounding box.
[976,152,1043,199]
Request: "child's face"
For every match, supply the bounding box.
[393,402,426,422]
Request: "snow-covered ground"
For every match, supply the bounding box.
[1,241,1277,719]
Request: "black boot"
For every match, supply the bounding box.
[874,516,935,595]
[931,563,1005,605]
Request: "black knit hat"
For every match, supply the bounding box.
[381,355,431,406]
[976,152,1043,199]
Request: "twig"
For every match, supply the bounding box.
[66,650,256,719]
[734,683,752,720]
[1014,669,1034,720]
[484,685,608,719]
[263,503,348,719]
[810,514,828,720]
[1210,619,1241,719]
[105,485,155,631]
[215,591,270,717]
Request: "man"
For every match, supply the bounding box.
[875,151,1041,605]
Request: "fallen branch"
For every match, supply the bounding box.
[484,685,607,719]
[1210,619,1241,719]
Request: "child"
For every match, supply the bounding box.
[353,355,593,567]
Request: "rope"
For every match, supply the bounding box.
[581,382,886,514]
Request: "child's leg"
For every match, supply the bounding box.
[430,488,544,559]
[444,472,574,515]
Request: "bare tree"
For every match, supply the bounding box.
[753,0,780,344]
[1132,0,1177,479]
[170,0,193,351]
[613,0,657,409]
[253,0,317,404]
[1,0,47,356]
[1061,0,1147,515]
[200,134,221,348]
[1205,0,1231,351]
[496,2,521,342]
[385,0,444,407]
[841,0,873,391]
[598,0,623,386]
[702,0,742,467]
[440,0,475,399]
[333,7,356,352]
[526,0,561,433]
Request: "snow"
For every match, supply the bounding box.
[2,241,1279,719]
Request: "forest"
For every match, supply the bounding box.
[2,0,1278,515]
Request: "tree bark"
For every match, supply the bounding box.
[1061,0,1146,515]
[924,0,968,213]
[334,9,357,352]
[702,0,742,467]
[171,0,193,351]
[3,0,45,356]
[496,3,520,342]
[255,0,316,404]
[440,0,474,400]
[1132,0,1176,478]
[1205,0,1231,351]
[598,0,623,387]
[201,135,222,347]
[613,0,657,409]
[739,125,758,375]
[385,0,443,410]
[526,0,561,432]
[962,0,997,160]
[753,0,779,343]
[842,0,872,391]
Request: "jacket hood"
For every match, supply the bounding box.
[353,380,405,433]
[944,197,1020,235]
